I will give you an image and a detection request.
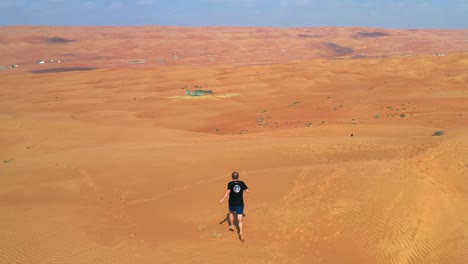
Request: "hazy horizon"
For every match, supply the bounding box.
[1,0,467,29]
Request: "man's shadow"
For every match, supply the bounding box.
[219,212,245,235]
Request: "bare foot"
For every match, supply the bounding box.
[229,225,234,232]
[239,233,245,242]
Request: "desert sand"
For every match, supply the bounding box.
[1,26,468,263]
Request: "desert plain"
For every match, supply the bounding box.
[1,26,468,263]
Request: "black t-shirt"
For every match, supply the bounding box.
[227,180,248,206]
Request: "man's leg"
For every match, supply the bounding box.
[237,214,244,241]
[228,211,235,231]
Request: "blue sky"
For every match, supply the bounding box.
[1,0,467,28]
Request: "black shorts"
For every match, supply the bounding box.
[229,205,244,215]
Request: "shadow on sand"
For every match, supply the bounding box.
[219,212,246,241]
[30,67,97,74]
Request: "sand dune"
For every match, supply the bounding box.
[2,26,468,68]
[0,26,467,264]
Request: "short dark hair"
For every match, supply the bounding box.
[231,171,239,179]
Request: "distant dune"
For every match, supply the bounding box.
[1,26,468,67]
[0,26,467,264]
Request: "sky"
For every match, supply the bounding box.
[1,0,467,28]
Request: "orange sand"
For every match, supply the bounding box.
[1,26,467,264]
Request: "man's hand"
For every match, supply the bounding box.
[219,189,230,205]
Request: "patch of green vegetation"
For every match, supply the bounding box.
[432,130,445,136]
[185,89,213,96]
[261,110,267,113]
[257,116,265,126]
[386,106,393,110]
[211,230,223,238]
[320,121,326,125]
[400,113,406,118]
[288,101,301,107]
[305,121,313,127]
[215,128,220,132]
[375,113,381,119]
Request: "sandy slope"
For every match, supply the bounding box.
[1,27,468,264]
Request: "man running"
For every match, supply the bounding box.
[219,171,249,241]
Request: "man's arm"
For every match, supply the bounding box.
[244,182,250,193]
[219,189,230,205]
